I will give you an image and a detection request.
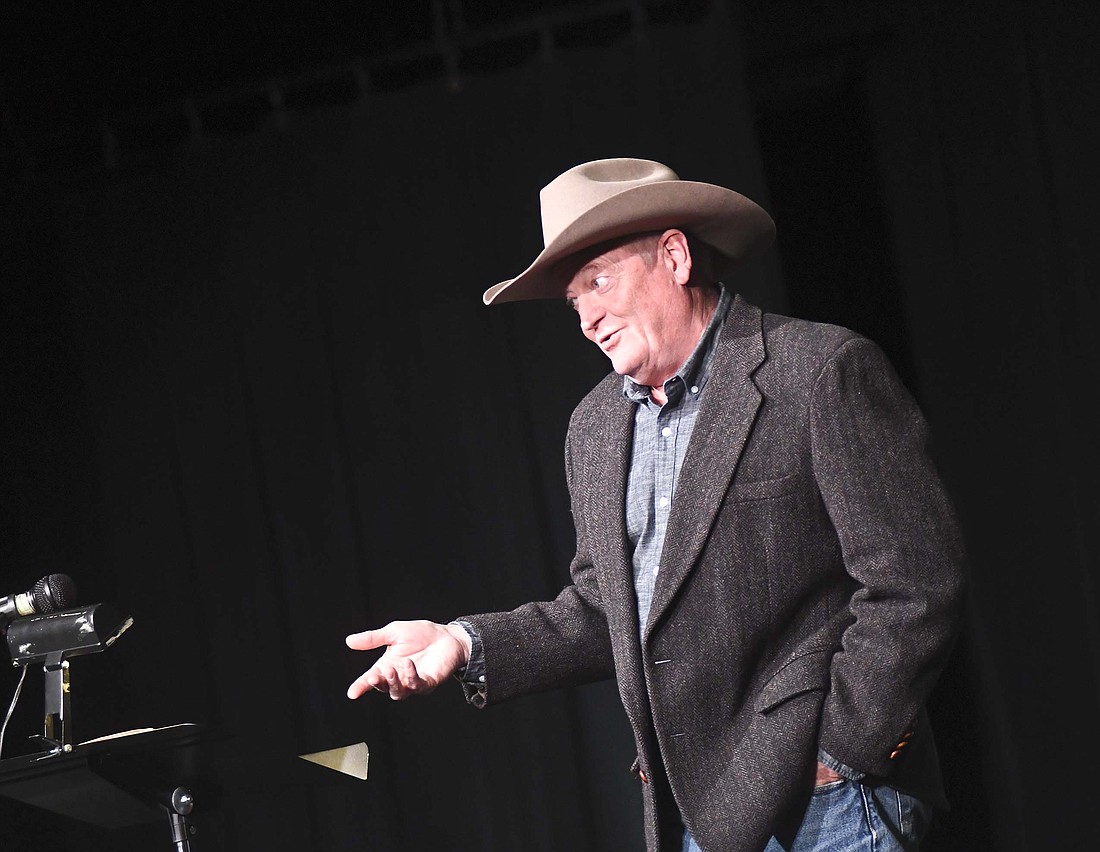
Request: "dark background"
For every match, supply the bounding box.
[2,1,1097,849]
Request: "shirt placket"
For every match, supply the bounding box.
[652,387,683,581]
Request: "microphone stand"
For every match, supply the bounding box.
[165,786,196,852]
[40,652,72,753]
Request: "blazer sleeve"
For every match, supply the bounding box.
[459,422,615,708]
[810,336,966,778]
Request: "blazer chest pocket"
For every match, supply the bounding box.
[755,649,832,714]
[730,471,799,503]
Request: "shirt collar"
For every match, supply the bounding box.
[623,284,733,405]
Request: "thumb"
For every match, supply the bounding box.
[345,626,391,651]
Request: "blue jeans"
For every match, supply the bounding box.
[682,780,932,852]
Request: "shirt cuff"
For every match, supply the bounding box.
[450,620,486,686]
[818,748,866,781]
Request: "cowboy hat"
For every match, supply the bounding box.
[483,157,775,305]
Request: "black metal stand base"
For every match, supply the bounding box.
[166,786,196,851]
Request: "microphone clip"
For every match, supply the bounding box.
[5,603,134,752]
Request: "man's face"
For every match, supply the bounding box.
[561,232,694,388]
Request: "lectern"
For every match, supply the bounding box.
[0,600,204,849]
[0,600,369,850]
[0,723,205,850]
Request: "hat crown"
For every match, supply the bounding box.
[539,158,680,247]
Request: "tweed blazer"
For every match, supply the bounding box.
[464,296,966,852]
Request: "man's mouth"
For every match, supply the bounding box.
[599,329,620,349]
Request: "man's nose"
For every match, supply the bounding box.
[576,297,603,337]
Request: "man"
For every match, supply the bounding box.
[346,159,966,851]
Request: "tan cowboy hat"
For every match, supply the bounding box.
[483,157,775,305]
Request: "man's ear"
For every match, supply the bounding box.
[659,229,693,286]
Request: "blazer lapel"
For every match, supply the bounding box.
[643,297,766,645]
[584,384,640,641]
[583,386,659,729]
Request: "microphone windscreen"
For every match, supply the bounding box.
[32,573,77,613]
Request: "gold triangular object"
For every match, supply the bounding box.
[298,742,369,780]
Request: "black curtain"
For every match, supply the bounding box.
[2,2,1097,850]
[1,7,778,851]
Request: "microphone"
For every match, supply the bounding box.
[0,574,77,633]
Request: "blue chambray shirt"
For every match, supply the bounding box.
[624,285,732,638]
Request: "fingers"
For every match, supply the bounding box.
[383,657,428,699]
[346,670,379,700]
[813,761,843,788]
[346,655,432,701]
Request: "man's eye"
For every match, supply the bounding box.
[566,297,578,311]
[592,276,610,291]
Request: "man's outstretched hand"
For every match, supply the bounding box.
[346,620,471,700]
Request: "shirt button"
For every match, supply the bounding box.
[659,497,669,508]
[661,426,672,438]
[690,385,699,394]
[478,675,486,683]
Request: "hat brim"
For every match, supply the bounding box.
[483,180,775,305]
